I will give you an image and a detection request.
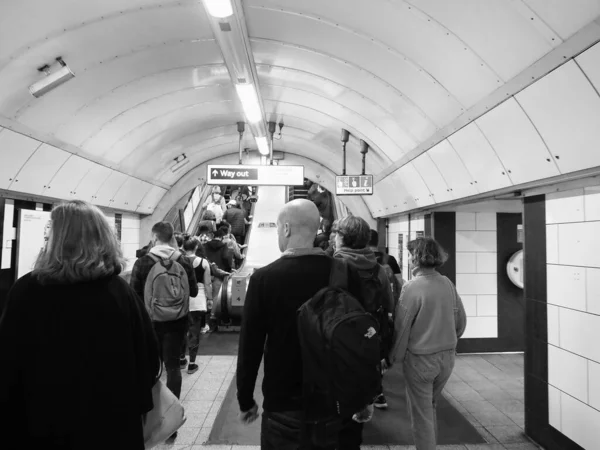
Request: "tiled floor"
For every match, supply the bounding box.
[155,353,543,450]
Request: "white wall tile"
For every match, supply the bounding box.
[546,224,559,264]
[120,227,139,245]
[476,253,497,273]
[461,317,498,338]
[546,189,585,224]
[547,264,586,311]
[456,231,497,252]
[548,345,588,404]
[476,295,497,316]
[589,360,600,411]
[558,221,600,268]
[587,267,600,315]
[122,214,141,229]
[560,391,600,450]
[584,186,600,222]
[456,252,477,273]
[559,307,600,364]
[456,274,497,295]
[461,295,478,317]
[548,384,562,431]
[456,212,476,231]
[548,304,560,347]
[475,212,497,231]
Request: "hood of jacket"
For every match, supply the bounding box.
[149,244,178,260]
[205,239,227,252]
[334,247,378,270]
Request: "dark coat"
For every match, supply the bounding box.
[0,272,160,450]
[223,206,246,238]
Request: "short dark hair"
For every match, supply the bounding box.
[220,220,231,230]
[407,237,448,268]
[215,226,228,239]
[174,232,185,248]
[336,215,370,250]
[151,221,174,243]
[182,235,199,252]
[369,229,379,247]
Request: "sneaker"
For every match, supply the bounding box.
[179,358,187,369]
[200,325,210,334]
[187,363,199,374]
[374,394,388,409]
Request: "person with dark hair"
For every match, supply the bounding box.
[197,209,217,236]
[130,221,198,426]
[203,226,234,331]
[223,200,250,244]
[390,237,467,450]
[219,221,245,268]
[0,200,160,449]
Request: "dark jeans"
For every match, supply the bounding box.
[261,410,362,450]
[153,318,187,399]
[187,311,206,362]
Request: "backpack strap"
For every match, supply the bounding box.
[169,251,182,262]
[329,258,349,291]
[147,253,160,264]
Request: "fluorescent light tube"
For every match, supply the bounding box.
[255,136,270,156]
[204,0,233,18]
[235,83,262,123]
[29,65,75,98]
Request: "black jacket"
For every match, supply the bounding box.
[223,207,246,238]
[0,273,160,450]
[236,251,361,413]
[204,239,234,272]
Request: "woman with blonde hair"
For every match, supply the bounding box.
[390,237,467,450]
[0,200,160,450]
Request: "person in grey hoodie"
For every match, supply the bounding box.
[389,237,467,450]
[333,215,395,423]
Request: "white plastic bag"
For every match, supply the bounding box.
[143,379,186,448]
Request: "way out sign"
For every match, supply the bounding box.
[207,164,304,186]
[335,175,373,195]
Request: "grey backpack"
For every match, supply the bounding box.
[144,252,190,322]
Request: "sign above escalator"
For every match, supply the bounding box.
[207,164,304,186]
[335,175,373,195]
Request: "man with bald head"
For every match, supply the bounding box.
[236,200,362,449]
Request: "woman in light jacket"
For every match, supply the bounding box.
[390,237,467,450]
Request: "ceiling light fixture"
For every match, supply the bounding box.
[235,83,262,123]
[255,136,270,156]
[29,57,74,98]
[171,154,190,173]
[204,0,233,18]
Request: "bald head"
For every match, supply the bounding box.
[277,199,320,251]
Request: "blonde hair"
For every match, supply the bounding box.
[33,200,125,284]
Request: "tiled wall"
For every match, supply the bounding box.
[456,212,498,339]
[388,213,425,278]
[545,187,600,450]
[120,214,141,271]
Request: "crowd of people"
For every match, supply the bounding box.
[0,197,467,450]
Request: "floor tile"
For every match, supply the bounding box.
[194,427,212,445]
[485,425,530,444]
[464,445,505,450]
[504,442,543,449]
[172,427,200,445]
[181,400,213,413]
[474,426,500,444]
[182,412,208,428]
[487,399,524,414]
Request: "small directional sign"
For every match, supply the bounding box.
[335,175,373,195]
[207,164,304,186]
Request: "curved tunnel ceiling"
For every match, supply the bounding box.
[0,0,600,217]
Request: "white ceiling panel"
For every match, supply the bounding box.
[389,163,434,209]
[252,40,440,136]
[516,60,600,174]
[366,177,399,216]
[524,0,600,39]
[247,1,499,107]
[72,163,113,201]
[43,155,96,199]
[9,143,69,195]
[94,171,129,207]
[81,85,235,154]
[137,185,168,214]
[111,177,152,211]
[53,66,230,145]
[411,153,454,204]
[0,128,42,189]
[248,22,463,128]
[410,0,558,80]
[427,140,479,199]
[576,41,600,93]
[447,122,512,193]
[476,98,559,185]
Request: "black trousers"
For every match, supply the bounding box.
[260,410,363,450]
[153,318,186,399]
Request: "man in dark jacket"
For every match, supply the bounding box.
[236,199,364,449]
[130,221,198,405]
[223,200,249,244]
[334,217,394,411]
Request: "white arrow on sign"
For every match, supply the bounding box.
[212,169,218,176]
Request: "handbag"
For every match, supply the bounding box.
[142,377,187,448]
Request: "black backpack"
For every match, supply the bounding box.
[297,258,381,445]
